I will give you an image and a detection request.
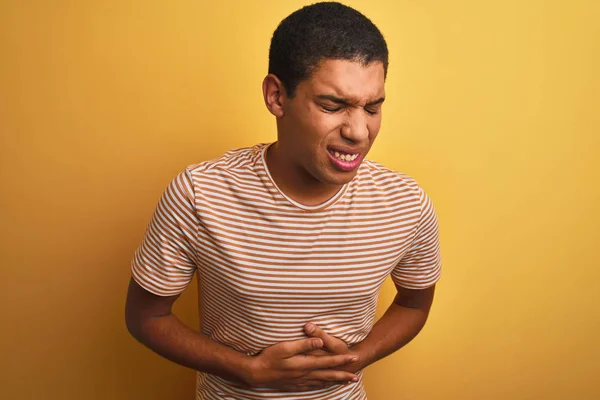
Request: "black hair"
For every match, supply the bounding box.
[268,2,388,97]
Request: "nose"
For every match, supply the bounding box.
[340,110,369,144]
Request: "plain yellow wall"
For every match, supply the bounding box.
[1,0,599,399]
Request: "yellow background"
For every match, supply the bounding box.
[1,0,599,399]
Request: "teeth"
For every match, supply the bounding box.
[331,151,358,162]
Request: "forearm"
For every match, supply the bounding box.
[351,303,428,370]
[127,312,250,384]
[351,286,434,371]
[125,278,360,392]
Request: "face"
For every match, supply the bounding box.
[277,59,386,187]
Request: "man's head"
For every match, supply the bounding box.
[263,2,388,195]
[268,2,388,98]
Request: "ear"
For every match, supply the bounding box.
[262,74,287,118]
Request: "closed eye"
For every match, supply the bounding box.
[321,104,380,115]
[322,105,343,113]
[365,108,380,115]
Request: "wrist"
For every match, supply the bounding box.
[236,353,261,388]
[349,341,374,371]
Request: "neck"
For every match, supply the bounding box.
[265,142,342,207]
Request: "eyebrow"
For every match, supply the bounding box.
[316,95,386,107]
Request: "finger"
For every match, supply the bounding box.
[304,349,330,357]
[306,369,359,383]
[277,338,324,358]
[304,323,349,354]
[291,353,358,370]
[311,354,358,369]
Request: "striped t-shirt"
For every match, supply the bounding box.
[131,143,442,400]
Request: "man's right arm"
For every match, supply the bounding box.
[125,278,359,392]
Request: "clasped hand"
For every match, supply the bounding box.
[244,322,360,392]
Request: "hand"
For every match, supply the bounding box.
[304,322,351,356]
[303,322,362,373]
[243,337,359,392]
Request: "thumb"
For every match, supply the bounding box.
[304,322,349,354]
[277,337,324,358]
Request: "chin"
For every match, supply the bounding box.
[323,171,358,186]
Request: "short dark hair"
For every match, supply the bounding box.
[268,2,389,97]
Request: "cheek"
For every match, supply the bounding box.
[307,112,341,141]
[368,118,382,140]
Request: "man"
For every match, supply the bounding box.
[125,2,441,399]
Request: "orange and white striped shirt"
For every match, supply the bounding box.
[131,143,441,400]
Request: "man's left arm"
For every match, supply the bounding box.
[306,185,441,370]
[305,283,435,372]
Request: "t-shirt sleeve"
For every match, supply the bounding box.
[131,169,199,296]
[391,187,442,290]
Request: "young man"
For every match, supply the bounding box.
[125,2,441,399]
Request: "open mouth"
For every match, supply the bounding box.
[327,147,362,171]
[328,149,359,162]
